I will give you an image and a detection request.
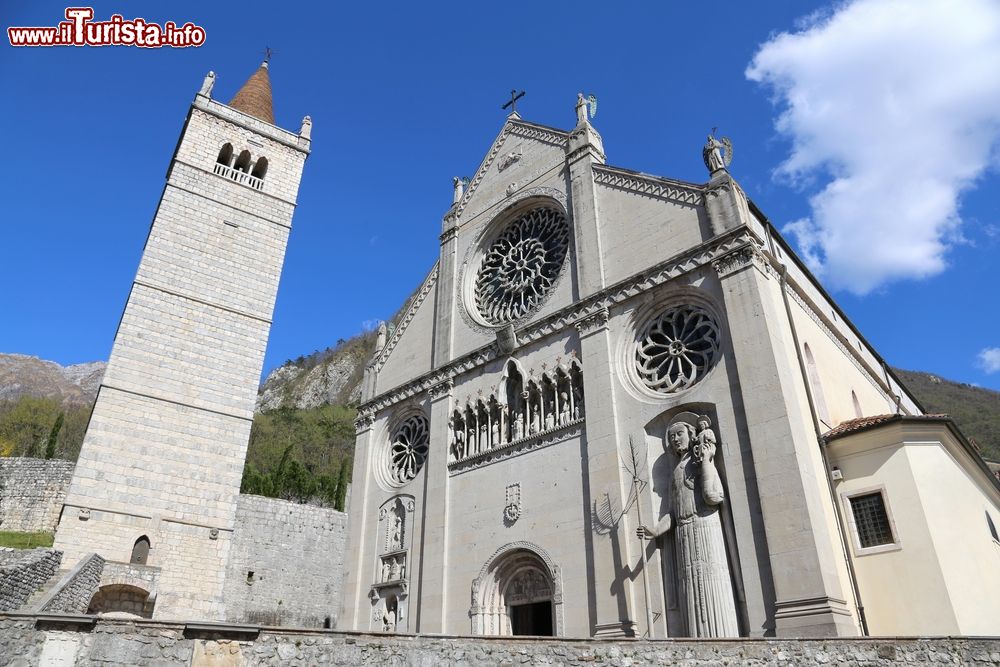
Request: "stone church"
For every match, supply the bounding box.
[43,59,1000,639]
[340,95,1000,638]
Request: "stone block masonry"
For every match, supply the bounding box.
[0,549,60,612]
[1,616,1000,665]
[224,495,347,628]
[37,553,105,614]
[0,458,74,533]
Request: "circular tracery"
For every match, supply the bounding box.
[386,414,429,487]
[635,305,720,394]
[474,206,569,325]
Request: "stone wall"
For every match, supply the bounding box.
[2,616,1000,666]
[223,494,347,628]
[0,549,61,612]
[39,553,105,614]
[0,458,75,533]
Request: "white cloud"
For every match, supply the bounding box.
[747,0,1000,294]
[979,347,1000,374]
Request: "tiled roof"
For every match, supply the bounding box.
[229,62,274,124]
[823,413,949,441]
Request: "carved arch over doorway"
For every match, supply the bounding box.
[470,541,563,636]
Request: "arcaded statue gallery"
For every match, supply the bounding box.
[341,95,1000,638]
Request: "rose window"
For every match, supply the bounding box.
[474,206,570,325]
[386,415,429,486]
[635,305,720,394]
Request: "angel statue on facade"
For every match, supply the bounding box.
[575,92,598,125]
[702,133,733,174]
[637,412,739,637]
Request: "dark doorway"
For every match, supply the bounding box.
[509,601,553,636]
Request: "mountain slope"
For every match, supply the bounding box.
[0,354,104,406]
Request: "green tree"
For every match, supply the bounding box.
[44,412,63,459]
[335,457,351,511]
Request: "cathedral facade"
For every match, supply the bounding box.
[341,97,1000,638]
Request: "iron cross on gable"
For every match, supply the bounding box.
[502,89,525,114]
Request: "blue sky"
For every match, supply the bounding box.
[2,1,999,390]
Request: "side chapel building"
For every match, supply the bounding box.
[341,95,1000,638]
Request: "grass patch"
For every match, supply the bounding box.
[0,531,54,549]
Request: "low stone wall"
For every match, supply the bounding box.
[1,616,999,666]
[39,553,105,614]
[0,458,75,533]
[223,495,347,628]
[0,549,61,612]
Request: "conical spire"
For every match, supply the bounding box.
[229,61,274,124]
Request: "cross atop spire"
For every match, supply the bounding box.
[229,59,275,125]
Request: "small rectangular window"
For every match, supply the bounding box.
[850,492,894,548]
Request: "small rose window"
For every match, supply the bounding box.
[635,305,720,394]
[386,414,429,487]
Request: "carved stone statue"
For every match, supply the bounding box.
[453,176,465,205]
[559,392,570,426]
[491,420,500,447]
[299,115,313,140]
[529,403,540,435]
[479,422,488,449]
[382,608,396,632]
[375,321,388,353]
[513,415,524,440]
[389,513,403,551]
[381,560,391,582]
[575,92,597,125]
[452,422,466,460]
[638,412,739,637]
[199,71,215,97]
[544,401,555,431]
[389,557,401,581]
[703,134,733,174]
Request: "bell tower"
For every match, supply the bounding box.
[52,61,311,620]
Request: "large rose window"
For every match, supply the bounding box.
[386,414,429,487]
[635,305,720,394]
[474,206,570,325]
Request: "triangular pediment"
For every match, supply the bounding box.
[453,116,570,224]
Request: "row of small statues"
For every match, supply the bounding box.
[450,388,583,461]
[380,555,406,583]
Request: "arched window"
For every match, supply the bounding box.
[250,156,268,180]
[216,143,233,167]
[130,535,150,565]
[233,149,252,174]
[851,390,863,419]
[803,343,831,428]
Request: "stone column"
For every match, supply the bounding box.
[566,117,606,298]
[340,411,377,631]
[415,378,453,632]
[714,244,857,637]
[576,309,639,638]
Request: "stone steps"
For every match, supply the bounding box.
[23,568,68,611]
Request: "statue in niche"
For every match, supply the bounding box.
[513,415,524,440]
[381,560,391,582]
[452,419,466,460]
[559,392,570,425]
[544,400,555,430]
[491,419,500,447]
[572,384,583,420]
[637,412,739,637]
[479,421,488,449]
[529,401,540,434]
[389,510,403,551]
[389,557,401,581]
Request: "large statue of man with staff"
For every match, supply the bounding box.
[637,412,739,637]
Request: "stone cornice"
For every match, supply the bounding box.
[593,165,704,206]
